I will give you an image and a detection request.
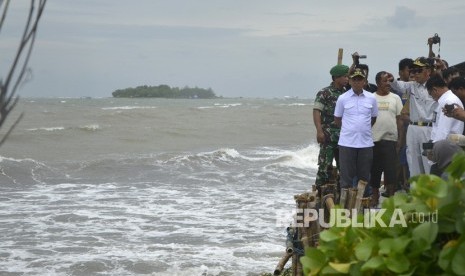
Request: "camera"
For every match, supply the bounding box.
[422,141,434,150]
[431,33,441,44]
[445,104,455,113]
[422,141,434,157]
[352,52,367,66]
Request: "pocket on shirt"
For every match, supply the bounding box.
[363,103,373,109]
[361,103,373,113]
[344,103,356,115]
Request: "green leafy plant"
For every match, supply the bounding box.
[301,153,465,275]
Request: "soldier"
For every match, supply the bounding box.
[313,64,349,189]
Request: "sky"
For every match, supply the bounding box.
[1,0,465,99]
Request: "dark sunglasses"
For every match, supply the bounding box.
[409,68,426,74]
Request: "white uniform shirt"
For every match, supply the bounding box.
[431,90,464,142]
[390,80,437,122]
[334,89,378,148]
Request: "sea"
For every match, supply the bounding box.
[0,97,321,276]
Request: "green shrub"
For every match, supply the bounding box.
[301,153,465,275]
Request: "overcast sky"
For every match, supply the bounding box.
[2,0,465,99]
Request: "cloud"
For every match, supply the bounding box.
[386,6,419,29]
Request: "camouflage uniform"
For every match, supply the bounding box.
[314,83,345,187]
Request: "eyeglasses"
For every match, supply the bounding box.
[410,68,425,74]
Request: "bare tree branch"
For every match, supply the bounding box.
[0,0,47,146]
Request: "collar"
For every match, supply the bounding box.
[348,88,366,96]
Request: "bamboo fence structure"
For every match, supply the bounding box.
[273,180,371,276]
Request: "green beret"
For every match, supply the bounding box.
[330,64,349,77]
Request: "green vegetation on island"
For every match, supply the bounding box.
[112,85,217,99]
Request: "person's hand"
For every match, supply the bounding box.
[427,37,434,46]
[434,58,447,70]
[450,105,465,121]
[351,52,360,65]
[385,72,395,82]
[442,103,457,117]
[316,131,326,144]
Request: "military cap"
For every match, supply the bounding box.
[330,64,349,77]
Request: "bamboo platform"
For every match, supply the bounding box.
[273,180,372,276]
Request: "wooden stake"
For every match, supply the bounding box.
[354,180,368,213]
[274,252,292,275]
[340,188,348,209]
[337,48,343,65]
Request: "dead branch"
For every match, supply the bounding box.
[0,0,47,147]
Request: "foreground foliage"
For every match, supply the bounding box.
[301,153,465,275]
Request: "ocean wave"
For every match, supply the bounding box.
[0,156,61,185]
[161,145,319,170]
[78,124,100,131]
[278,103,310,107]
[197,103,243,109]
[26,124,101,132]
[101,106,157,110]
[27,126,66,132]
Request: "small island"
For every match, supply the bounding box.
[111,84,218,99]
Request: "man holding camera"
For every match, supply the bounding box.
[387,57,437,177]
[426,74,464,143]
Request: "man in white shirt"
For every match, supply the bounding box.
[334,69,378,191]
[425,74,464,175]
[426,74,464,142]
[370,71,403,204]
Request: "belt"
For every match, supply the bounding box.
[410,121,432,127]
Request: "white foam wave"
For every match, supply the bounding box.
[101,106,157,110]
[250,145,319,170]
[214,103,242,107]
[196,103,243,109]
[27,126,65,132]
[78,124,100,131]
[279,103,309,106]
[278,144,320,169]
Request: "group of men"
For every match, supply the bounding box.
[313,53,465,206]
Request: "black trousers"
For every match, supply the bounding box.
[339,146,373,189]
[370,140,398,189]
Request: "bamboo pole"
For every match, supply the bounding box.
[274,252,292,275]
[347,188,357,210]
[301,228,311,250]
[354,180,368,213]
[324,195,335,210]
[285,227,295,254]
[340,188,348,209]
[337,48,343,65]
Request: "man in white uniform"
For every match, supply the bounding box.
[388,57,437,176]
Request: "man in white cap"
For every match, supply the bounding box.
[388,57,437,177]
